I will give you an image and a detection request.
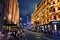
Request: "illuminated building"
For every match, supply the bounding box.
[31,0,60,31]
[0,0,19,30]
[4,0,19,26]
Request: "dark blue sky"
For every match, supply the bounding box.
[18,0,41,23]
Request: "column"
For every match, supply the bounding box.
[54,24,57,34]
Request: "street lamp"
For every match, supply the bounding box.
[20,18,22,20]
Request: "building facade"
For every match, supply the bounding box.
[0,0,19,30]
[4,0,19,26]
[31,0,60,31]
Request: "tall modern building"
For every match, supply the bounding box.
[31,0,60,31]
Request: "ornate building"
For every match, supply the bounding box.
[31,0,60,31]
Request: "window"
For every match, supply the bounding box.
[53,8,55,12]
[47,19,49,22]
[47,8,48,10]
[51,1,55,4]
[54,16,56,19]
[53,2,55,4]
[58,7,60,10]
[50,6,55,12]
[58,15,60,18]
[47,2,49,5]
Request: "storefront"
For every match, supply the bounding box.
[49,21,58,34]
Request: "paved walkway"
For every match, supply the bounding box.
[20,31,60,40]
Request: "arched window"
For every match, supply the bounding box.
[50,6,55,12]
[53,2,55,4]
[54,16,56,19]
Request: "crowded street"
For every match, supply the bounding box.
[0,0,60,40]
[0,30,60,40]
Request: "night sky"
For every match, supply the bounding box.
[18,0,41,24]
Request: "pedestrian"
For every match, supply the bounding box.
[7,31,12,39]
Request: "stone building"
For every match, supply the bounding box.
[31,0,60,31]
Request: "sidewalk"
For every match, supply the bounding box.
[43,33,60,40]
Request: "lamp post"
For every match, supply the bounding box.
[20,18,22,20]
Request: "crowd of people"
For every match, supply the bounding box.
[0,30,21,40]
